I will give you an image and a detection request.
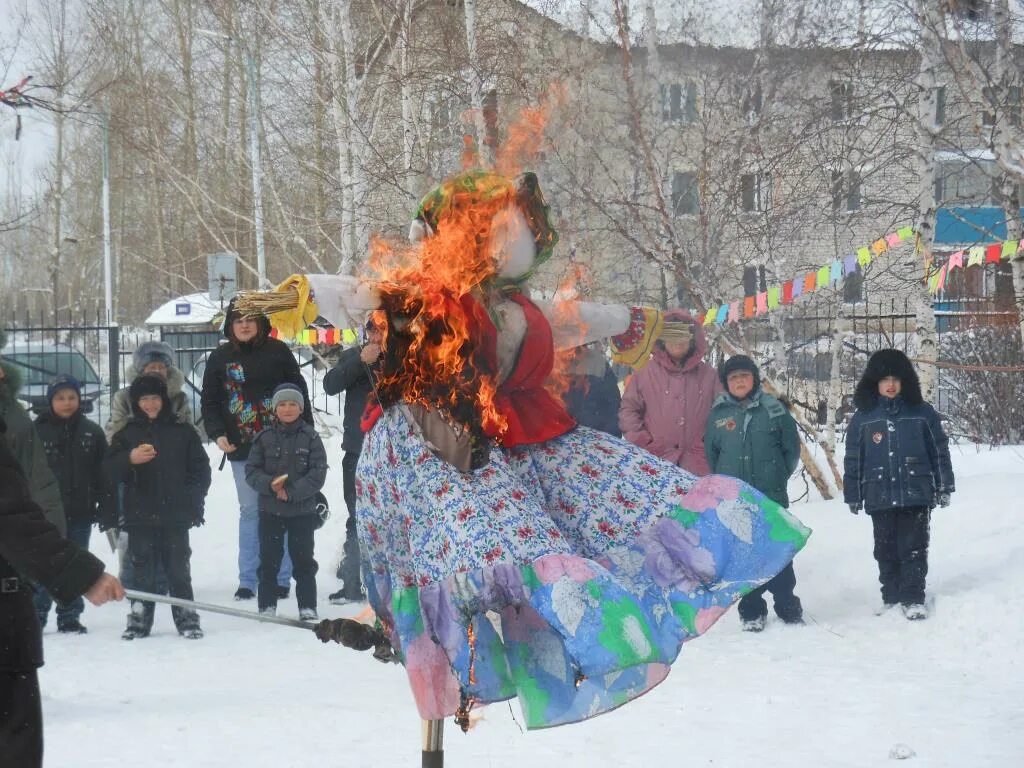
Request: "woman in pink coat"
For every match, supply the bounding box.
[618,309,721,475]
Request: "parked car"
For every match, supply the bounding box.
[0,341,104,414]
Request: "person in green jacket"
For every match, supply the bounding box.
[0,330,66,535]
[705,354,803,632]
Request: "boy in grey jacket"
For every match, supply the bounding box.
[246,383,327,619]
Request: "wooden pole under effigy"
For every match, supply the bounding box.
[422,718,444,768]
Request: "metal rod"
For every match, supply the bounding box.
[124,589,314,630]
[421,718,444,768]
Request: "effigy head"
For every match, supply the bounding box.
[408,170,558,283]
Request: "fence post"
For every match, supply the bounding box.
[108,325,120,394]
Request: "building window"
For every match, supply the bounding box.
[742,265,766,297]
[741,172,772,212]
[935,159,997,204]
[843,269,864,303]
[982,85,997,127]
[661,82,697,123]
[935,85,947,126]
[829,80,854,122]
[671,171,698,215]
[743,82,763,119]
[831,169,862,213]
[947,0,989,21]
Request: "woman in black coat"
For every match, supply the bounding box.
[843,349,955,620]
[0,416,123,768]
[200,298,313,601]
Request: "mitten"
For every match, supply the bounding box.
[936,492,951,508]
[848,503,860,515]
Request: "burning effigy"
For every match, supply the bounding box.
[238,164,810,731]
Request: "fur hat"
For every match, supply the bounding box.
[271,383,305,412]
[133,341,175,372]
[853,349,922,410]
[47,374,82,405]
[719,354,761,392]
[129,374,171,417]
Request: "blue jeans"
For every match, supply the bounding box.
[232,460,291,590]
[34,520,92,628]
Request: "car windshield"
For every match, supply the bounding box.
[4,350,102,387]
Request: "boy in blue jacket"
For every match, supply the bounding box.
[844,349,954,620]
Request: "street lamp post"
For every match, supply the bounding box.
[196,28,268,289]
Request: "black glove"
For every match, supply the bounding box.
[192,516,206,528]
[848,503,860,515]
[936,493,951,508]
[314,618,377,650]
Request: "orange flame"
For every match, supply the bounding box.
[362,93,565,438]
[547,263,594,403]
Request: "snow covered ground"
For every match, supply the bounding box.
[41,439,1024,767]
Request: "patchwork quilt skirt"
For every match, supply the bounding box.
[355,408,810,729]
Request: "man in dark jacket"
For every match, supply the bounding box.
[1,415,123,768]
[106,375,211,639]
[200,297,311,601]
[563,342,621,437]
[844,349,954,620]
[0,331,66,534]
[705,355,804,631]
[322,317,380,603]
[32,375,109,633]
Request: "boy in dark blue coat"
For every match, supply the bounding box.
[844,349,955,620]
[33,375,108,633]
[105,375,211,639]
[246,383,328,620]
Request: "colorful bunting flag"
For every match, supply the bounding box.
[816,266,830,288]
[792,278,804,299]
[857,247,872,267]
[1001,240,1018,259]
[767,286,780,309]
[829,260,843,283]
[967,247,984,267]
[886,232,902,247]
[715,305,729,324]
[897,226,915,240]
[703,308,716,326]
[728,301,741,323]
[756,292,768,315]
[782,280,794,304]
[949,251,964,269]
[985,244,1002,263]
[803,272,817,294]
[843,254,857,275]
[936,263,948,293]
[744,296,755,317]
[872,239,888,256]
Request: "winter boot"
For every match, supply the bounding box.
[260,606,277,617]
[299,608,319,622]
[181,627,204,640]
[329,587,365,605]
[121,626,150,640]
[234,587,255,601]
[902,603,928,621]
[58,619,88,634]
[741,615,767,633]
[874,602,899,616]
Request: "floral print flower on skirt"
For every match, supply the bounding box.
[356,407,810,729]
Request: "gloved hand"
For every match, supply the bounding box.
[191,516,205,528]
[848,503,860,515]
[936,492,951,508]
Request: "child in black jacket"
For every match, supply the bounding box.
[246,383,328,620]
[844,349,955,621]
[33,375,108,633]
[105,375,211,639]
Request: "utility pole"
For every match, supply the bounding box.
[101,106,114,323]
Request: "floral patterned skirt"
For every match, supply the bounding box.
[355,407,810,729]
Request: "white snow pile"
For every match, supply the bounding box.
[41,439,1024,767]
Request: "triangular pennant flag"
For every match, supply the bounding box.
[803,272,817,294]
[928,270,940,294]
[744,296,756,317]
[817,266,830,288]
[886,232,902,247]
[897,226,915,240]
[1001,239,1018,259]
[342,328,357,344]
[703,308,717,326]
[967,246,985,267]
[792,277,804,299]
[715,305,729,324]
[728,301,741,323]
[986,243,1002,263]
[782,280,794,304]
[756,292,768,315]
[843,254,858,275]
[872,238,888,256]
[829,260,843,283]
[767,286,780,309]
[948,250,964,269]
[936,263,948,292]
[857,247,872,267]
